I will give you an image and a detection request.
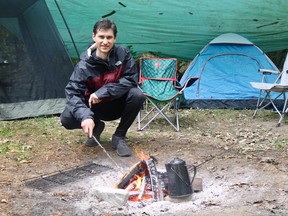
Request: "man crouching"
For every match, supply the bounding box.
[60,18,145,157]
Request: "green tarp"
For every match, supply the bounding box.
[46,0,288,60]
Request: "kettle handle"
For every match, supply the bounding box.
[187,164,197,184]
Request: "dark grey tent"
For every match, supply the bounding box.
[0,0,73,120]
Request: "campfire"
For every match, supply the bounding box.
[115,156,168,202]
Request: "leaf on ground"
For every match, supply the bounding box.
[260,157,279,165]
[0,199,8,204]
[19,159,31,164]
[264,203,278,211]
[202,200,221,206]
[52,212,63,216]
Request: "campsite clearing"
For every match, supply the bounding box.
[0,109,288,215]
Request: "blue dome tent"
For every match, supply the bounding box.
[180,33,280,109]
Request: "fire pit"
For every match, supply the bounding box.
[115,155,199,204]
[115,156,168,202]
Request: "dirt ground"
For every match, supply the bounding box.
[0,109,288,216]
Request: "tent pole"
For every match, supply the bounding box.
[54,0,80,59]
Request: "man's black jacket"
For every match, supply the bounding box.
[64,44,139,122]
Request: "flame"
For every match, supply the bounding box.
[134,147,150,161]
[125,168,153,202]
[128,194,153,202]
[116,157,161,202]
[126,173,143,191]
[134,175,143,190]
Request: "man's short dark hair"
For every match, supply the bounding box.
[93,19,117,37]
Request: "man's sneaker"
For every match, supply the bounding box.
[111,134,132,157]
[85,137,97,147]
[85,121,105,147]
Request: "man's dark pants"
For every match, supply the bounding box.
[60,88,145,137]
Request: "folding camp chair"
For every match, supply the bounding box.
[250,52,288,126]
[137,58,198,131]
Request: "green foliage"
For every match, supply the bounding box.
[127,45,138,59]
[274,139,287,149]
[0,116,58,161]
[267,49,288,70]
[0,139,32,161]
[71,57,80,65]
[0,126,13,137]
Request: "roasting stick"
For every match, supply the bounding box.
[92,135,125,174]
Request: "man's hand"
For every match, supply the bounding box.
[89,93,102,108]
[81,119,95,137]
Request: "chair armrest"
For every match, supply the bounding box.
[258,69,279,75]
[175,77,199,91]
[186,77,199,87]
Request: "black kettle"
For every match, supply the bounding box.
[165,157,197,198]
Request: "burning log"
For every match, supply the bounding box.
[115,160,147,189]
[145,157,161,201]
[115,156,165,202]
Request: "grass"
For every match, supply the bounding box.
[0,138,32,162]
[0,116,61,162]
[274,139,288,149]
[1,109,288,163]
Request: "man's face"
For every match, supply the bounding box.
[92,28,116,58]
